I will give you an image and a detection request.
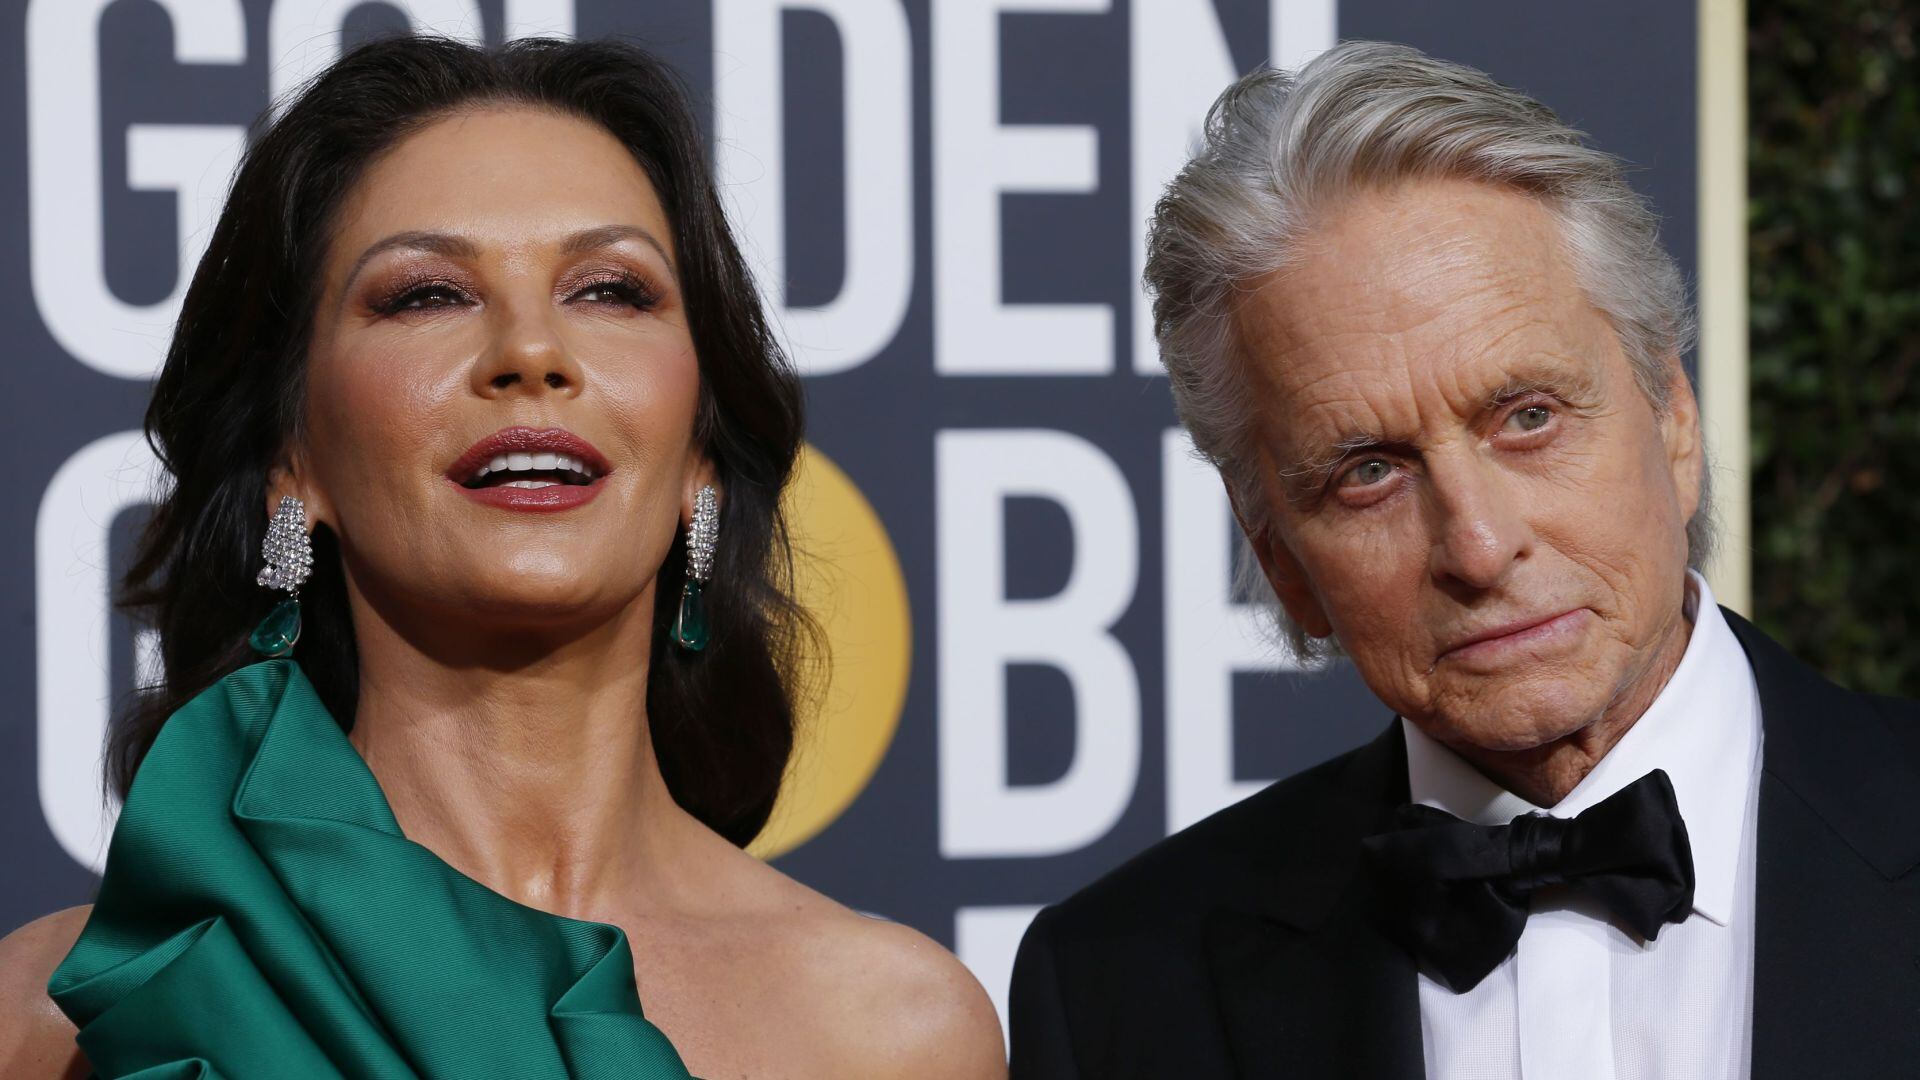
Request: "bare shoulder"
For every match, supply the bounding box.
[719,855,1004,1079]
[0,906,92,1080]
[810,911,1007,1080]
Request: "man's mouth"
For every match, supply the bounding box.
[1438,609,1587,664]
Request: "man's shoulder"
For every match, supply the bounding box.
[1037,743,1376,947]
[1859,688,1920,776]
[1864,688,1920,726]
[1728,607,1920,772]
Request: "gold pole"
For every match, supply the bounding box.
[1698,0,1751,614]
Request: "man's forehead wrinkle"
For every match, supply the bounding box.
[1299,390,1398,453]
[1281,387,1426,508]
[1243,272,1421,350]
[1268,324,1595,488]
[1485,352,1606,403]
[1262,327,1476,480]
[1322,265,1588,427]
[1240,179,1618,498]
[1343,214,1567,341]
[1235,295,1424,440]
[1314,188,1547,286]
[1446,317,1570,400]
[1274,349,1408,448]
[1282,267,1539,379]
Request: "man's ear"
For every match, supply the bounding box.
[1657,355,1704,525]
[1225,476,1333,640]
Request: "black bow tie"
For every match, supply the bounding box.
[1360,768,1696,993]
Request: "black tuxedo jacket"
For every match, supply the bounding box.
[1008,609,1920,1078]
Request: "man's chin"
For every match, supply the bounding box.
[1418,680,1608,755]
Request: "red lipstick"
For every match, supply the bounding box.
[446,426,612,514]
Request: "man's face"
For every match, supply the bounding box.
[1236,179,1702,754]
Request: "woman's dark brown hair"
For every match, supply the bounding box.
[110,35,809,847]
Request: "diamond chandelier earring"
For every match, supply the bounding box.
[249,495,313,658]
[670,484,718,652]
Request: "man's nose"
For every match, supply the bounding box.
[470,297,583,398]
[1425,457,1532,591]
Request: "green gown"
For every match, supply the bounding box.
[47,658,695,1079]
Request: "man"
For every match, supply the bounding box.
[1008,41,1919,1080]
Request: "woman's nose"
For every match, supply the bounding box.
[470,300,584,398]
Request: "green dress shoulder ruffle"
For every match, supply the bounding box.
[48,658,695,1080]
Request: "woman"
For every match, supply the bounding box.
[0,35,1004,1079]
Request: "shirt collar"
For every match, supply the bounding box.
[1401,570,1761,926]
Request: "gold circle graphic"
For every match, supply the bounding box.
[749,444,912,860]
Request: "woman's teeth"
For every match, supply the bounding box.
[466,451,598,487]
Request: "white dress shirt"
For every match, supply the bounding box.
[1401,570,1762,1080]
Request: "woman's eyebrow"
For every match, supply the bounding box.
[559,224,678,282]
[340,225,680,296]
[343,230,480,292]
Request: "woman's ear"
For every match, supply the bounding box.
[681,456,719,524]
[264,448,332,528]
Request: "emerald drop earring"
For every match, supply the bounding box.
[249,495,313,658]
[670,485,718,652]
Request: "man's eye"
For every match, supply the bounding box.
[1339,458,1394,488]
[1506,405,1552,432]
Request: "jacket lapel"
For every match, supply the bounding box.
[1723,609,1920,1078]
[1201,610,1919,1079]
[1204,723,1426,1080]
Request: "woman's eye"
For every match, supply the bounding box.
[1506,404,1552,433]
[574,283,625,304]
[571,278,658,309]
[381,284,467,313]
[1339,458,1394,488]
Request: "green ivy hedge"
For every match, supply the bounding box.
[1749,0,1918,694]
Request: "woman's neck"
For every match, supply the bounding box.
[342,594,695,921]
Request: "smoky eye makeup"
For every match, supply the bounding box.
[347,242,678,321]
[557,265,670,311]
[365,276,475,317]
[349,250,482,317]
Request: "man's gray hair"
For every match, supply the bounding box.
[1145,40,1712,662]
